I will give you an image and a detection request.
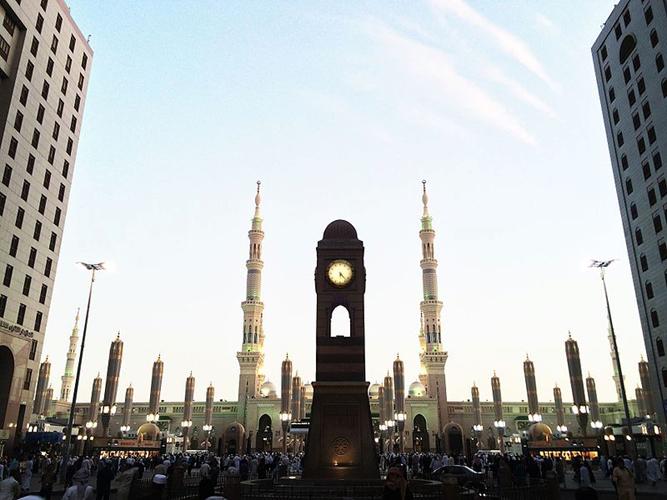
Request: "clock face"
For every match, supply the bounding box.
[327,259,354,287]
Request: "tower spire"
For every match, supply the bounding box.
[237,181,267,413]
[417,180,449,434]
[59,309,81,402]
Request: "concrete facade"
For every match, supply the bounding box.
[0,0,92,450]
[592,0,667,423]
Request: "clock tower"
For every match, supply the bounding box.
[302,220,378,479]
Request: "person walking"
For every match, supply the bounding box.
[612,457,636,500]
[646,457,660,487]
[0,470,21,500]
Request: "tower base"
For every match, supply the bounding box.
[302,381,379,480]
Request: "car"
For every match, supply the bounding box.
[433,465,487,491]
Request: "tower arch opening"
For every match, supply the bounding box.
[256,413,273,451]
[330,305,351,337]
[413,414,430,452]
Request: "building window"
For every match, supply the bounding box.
[19,86,28,106]
[46,57,53,76]
[623,67,631,83]
[636,227,644,245]
[621,154,629,170]
[34,311,42,332]
[648,126,656,145]
[628,89,636,106]
[637,77,645,95]
[663,369,667,388]
[638,137,646,155]
[651,309,660,327]
[66,138,73,155]
[646,281,654,299]
[61,77,68,95]
[69,34,75,51]
[626,178,633,194]
[74,94,81,111]
[658,54,665,72]
[8,137,17,158]
[37,104,45,124]
[13,111,22,133]
[609,87,616,102]
[58,184,65,202]
[659,177,667,197]
[82,53,88,70]
[22,275,31,296]
[48,146,55,165]
[39,284,47,304]
[54,207,61,226]
[44,258,52,278]
[25,60,34,81]
[49,232,56,251]
[631,203,638,220]
[618,132,625,147]
[30,37,38,56]
[663,79,667,98]
[2,164,12,186]
[20,180,29,201]
[50,35,58,54]
[658,338,665,357]
[27,154,35,174]
[31,128,40,149]
[77,74,84,90]
[3,264,13,286]
[643,162,651,179]
[9,235,18,257]
[62,160,69,178]
[52,122,60,141]
[0,294,5,317]
[642,101,651,119]
[33,220,41,241]
[28,248,36,268]
[653,213,662,233]
[43,170,51,189]
[632,54,641,71]
[41,80,49,100]
[651,29,659,48]
[645,6,654,25]
[15,207,24,228]
[23,367,32,390]
[55,12,62,31]
[65,55,71,73]
[16,303,25,325]
[38,195,46,214]
[654,152,663,171]
[613,109,620,124]
[615,24,622,40]
[0,192,4,216]
[633,113,641,130]
[660,239,667,260]
[56,99,64,118]
[29,339,37,360]
[70,116,77,133]
[623,10,631,26]
[601,45,607,61]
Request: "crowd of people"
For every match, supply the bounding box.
[0,449,666,499]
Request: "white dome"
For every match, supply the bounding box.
[303,383,314,400]
[369,383,381,399]
[259,380,277,398]
[408,381,426,398]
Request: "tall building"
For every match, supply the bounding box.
[237,181,266,418]
[565,333,589,434]
[523,355,540,420]
[0,0,92,447]
[592,0,667,424]
[417,180,448,433]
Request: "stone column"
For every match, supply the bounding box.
[122,385,133,428]
[148,355,164,418]
[101,333,123,436]
[565,333,588,435]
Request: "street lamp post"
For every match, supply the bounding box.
[472,424,483,451]
[180,420,192,451]
[60,262,105,482]
[394,412,406,453]
[493,420,506,453]
[379,423,387,454]
[279,412,291,454]
[385,419,395,453]
[590,260,634,454]
[202,424,213,451]
[100,404,117,437]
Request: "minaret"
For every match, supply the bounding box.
[491,371,504,452]
[298,385,306,420]
[565,332,588,434]
[101,333,123,436]
[205,383,214,428]
[378,386,385,424]
[523,354,540,421]
[43,386,53,416]
[291,372,302,421]
[237,181,266,416]
[638,356,654,417]
[554,384,565,428]
[89,373,102,423]
[471,383,482,427]
[33,356,51,416]
[417,180,449,432]
[281,354,292,416]
[122,385,133,428]
[383,372,394,425]
[393,356,406,451]
[148,355,164,418]
[635,386,647,418]
[60,310,80,402]
[586,374,600,424]
[182,372,195,450]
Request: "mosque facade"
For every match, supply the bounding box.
[35,183,650,456]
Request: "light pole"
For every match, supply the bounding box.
[60,262,105,482]
[279,412,291,454]
[379,423,387,454]
[100,404,117,437]
[203,424,213,451]
[385,419,395,453]
[590,260,634,453]
[120,425,130,436]
[180,420,192,451]
[394,412,406,453]
[493,420,506,453]
[472,424,483,451]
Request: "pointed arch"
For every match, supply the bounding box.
[330,305,351,337]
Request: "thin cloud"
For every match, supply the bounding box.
[364,19,536,145]
[430,0,557,91]
[535,13,558,34]
[483,66,556,118]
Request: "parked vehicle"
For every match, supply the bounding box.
[433,465,487,491]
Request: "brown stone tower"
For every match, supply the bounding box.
[122,385,133,428]
[205,384,214,428]
[101,333,123,436]
[523,355,540,421]
[291,373,302,421]
[148,355,164,418]
[43,386,53,416]
[89,373,102,424]
[554,385,565,429]
[393,355,406,452]
[565,333,588,434]
[471,384,482,428]
[586,374,600,425]
[638,357,655,417]
[635,386,647,418]
[182,372,195,450]
[281,354,293,452]
[302,220,378,479]
[33,356,51,416]
[491,371,504,452]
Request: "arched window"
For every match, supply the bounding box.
[331,305,351,337]
[619,34,637,65]
[657,337,665,357]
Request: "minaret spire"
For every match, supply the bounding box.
[237,181,267,414]
[59,309,80,402]
[417,180,449,435]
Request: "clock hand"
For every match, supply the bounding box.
[339,271,344,278]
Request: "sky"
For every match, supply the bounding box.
[41,0,644,407]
